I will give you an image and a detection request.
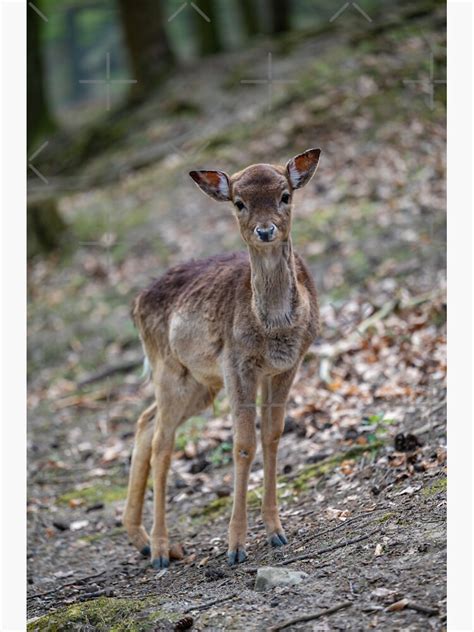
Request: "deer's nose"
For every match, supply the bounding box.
[255,223,277,242]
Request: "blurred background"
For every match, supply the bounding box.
[28,1,447,626]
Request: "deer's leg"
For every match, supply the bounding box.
[226,365,257,565]
[261,370,296,547]
[122,402,157,556]
[150,362,216,570]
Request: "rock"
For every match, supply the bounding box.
[254,567,308,592]
[214,485,232,498]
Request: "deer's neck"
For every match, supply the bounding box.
[248,239,298,330]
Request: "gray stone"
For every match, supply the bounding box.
[254,566,308,592]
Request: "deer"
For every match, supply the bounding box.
[122,148,321,568]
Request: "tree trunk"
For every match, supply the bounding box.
[239,0,260,38]
[65,7,83,102]
[269,0,291,34]
[193,0,222,56]
[27,196,68,258]
[27,1,55,149]
[117,0,173,99]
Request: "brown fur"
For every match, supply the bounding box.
[123,149,321,567]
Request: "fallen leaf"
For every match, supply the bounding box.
[386,598,409,612]
[68,498,85,509]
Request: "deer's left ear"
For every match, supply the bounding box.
[189,170,231,202]
[286,148,321,189]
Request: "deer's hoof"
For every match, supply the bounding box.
[269,532,288,547]
[140,545,151,558]
[151,556,169,570]
[227,548,247,566]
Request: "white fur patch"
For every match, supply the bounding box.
[216,173,230,199]
[288,162,303,189]
[141,354,152,380]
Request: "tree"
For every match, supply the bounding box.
[27,194,68,258]
[193,0,222,55]
[117,0,173,98]
[27,1,56,149]
[269,0,291,34]
[239,0,260,38]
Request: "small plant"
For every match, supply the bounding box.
[209,441,233,467]
[362,413,395,444]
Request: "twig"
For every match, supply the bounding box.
[183,592,238,614]
[277,528,379,566]
[28,570,107,600]
[269,601,353,631]
[78,358,143,388]
[298,509,383,547]
[406,601,439,616]
[386,599,439,616]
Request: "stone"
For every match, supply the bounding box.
[254,567,308,592]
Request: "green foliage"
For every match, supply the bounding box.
[209,441,233,467]
[362,414,396,444]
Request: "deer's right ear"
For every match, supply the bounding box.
[286,148,321,190]
[189,170,231,202]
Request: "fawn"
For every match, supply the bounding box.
[123,149,321,568]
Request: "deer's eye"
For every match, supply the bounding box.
[235,200,245,211]
[281,193,291,204]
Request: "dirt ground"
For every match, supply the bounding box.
[27,5,446,630]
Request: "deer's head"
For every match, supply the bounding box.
[190,148,321,248]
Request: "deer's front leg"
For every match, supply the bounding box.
[261,370,296,547]
[226,366,257,565]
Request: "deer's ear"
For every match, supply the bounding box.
[286,148,321,189]
[189,170,231,202]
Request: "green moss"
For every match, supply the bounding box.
[292,443,383,491]
[422,477,447,497]
[57,484,128,506]
[28,596,178,631]
[192,495,231,520]
[378,512,394,523]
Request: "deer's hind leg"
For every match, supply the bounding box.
[150,360,218,569]
[123,402,157,556]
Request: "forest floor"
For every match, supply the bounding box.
[27,5,447,631]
